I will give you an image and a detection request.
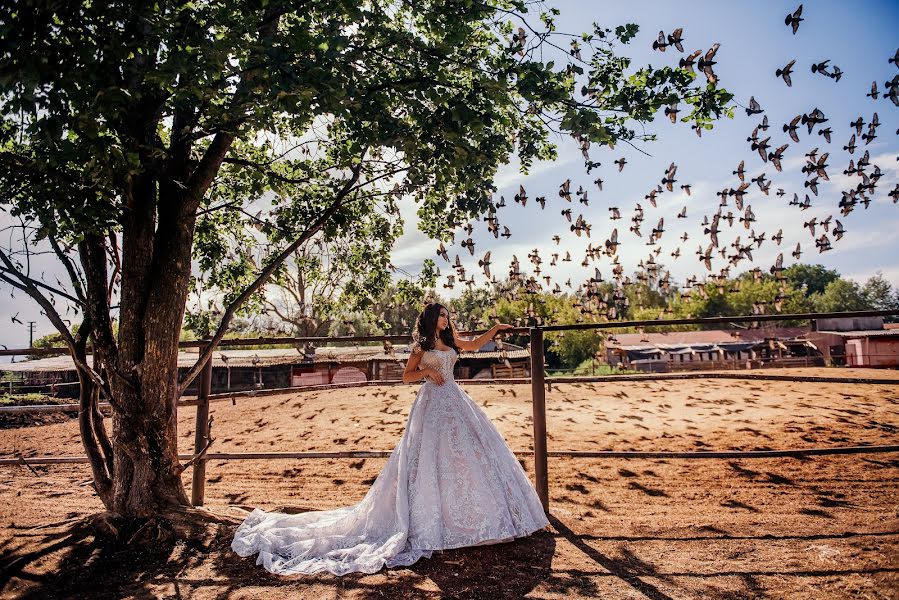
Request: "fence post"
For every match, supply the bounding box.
[191,337,214,506]
[529,327,549,514]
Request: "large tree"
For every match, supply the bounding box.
[0,0,732,531]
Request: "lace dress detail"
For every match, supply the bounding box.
[231,347,549,576]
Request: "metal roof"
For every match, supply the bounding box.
[605,328,808,347]
[816,330,899,338]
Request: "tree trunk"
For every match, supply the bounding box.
[108,206,199,515]
[103,304,195,515]
[109,390,191,516]
[77,5,284,515]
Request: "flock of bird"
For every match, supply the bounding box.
[6,8,896,347]
[424,4,898,327]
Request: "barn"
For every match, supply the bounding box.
[809,317,899,368]
[602,327,820,372]
[0,340,531,397]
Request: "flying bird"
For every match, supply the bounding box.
[698,43,721,84]
[661,162,678,192]
[769,144,789,171]
[652,30,668,52]
[667,28,685,52]
[867,81,879,100]
[784,114,802,143]
[811,59,831,77]
[785,4,803,34]
[679,49,702,73]
[801,107,828,134]
[745,96,763,116]
[665,102,680,123]
[512,27,527,56]
[776,59,796,86]
[829,65,843,82]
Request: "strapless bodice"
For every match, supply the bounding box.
[418,348,458,384]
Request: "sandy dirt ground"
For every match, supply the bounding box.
[1,367,898,599]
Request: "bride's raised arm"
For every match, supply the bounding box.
[450,319,513,352]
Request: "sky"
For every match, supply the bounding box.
[1,0,898,355]
[390,0,899,304]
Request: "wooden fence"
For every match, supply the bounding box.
[2,308,899,513]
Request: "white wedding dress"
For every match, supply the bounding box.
[231,346,549,576]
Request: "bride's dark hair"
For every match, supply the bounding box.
[413,302,461,354]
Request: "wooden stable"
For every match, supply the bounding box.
[2,342,531,397]
[491,361,530,378]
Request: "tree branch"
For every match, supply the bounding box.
[177,158,366,396]
[77,234,134,397]
[73,317,114,497]
[181,5,284,216]
[221,156,341,185]
[176,416,215,475]
[0,265,84,306]
[262,299,304,330]
[106,232,122,306]
[48,234,87,304]
[0,248,111,399]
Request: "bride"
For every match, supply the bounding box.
[231,302,550,576]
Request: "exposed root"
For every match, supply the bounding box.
[2,507,244,597]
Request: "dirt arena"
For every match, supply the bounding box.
[2,368,898,599]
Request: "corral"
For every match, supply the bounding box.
[2,368,897,598]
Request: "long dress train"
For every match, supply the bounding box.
[230,346,549,576]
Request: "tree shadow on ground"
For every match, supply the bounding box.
[1,509,558,599]
[2,510,240,599]
[5,509,899,599]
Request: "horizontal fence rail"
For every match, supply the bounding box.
[4,444,899,467]
[4,371,899,416]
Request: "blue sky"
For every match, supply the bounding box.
[1,1,897,354]
[391,0,899,303]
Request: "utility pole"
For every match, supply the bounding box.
[27,321,35,347]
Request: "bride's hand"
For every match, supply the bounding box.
[425,368,444,385]
[495,323,514,332]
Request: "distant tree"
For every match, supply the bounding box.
[861,273,898,310]
[258,236,402,339]
[26,328,76,360]
[622,278,671,316]
[666,274,811,326]
[861,273,899,321]
[447,287,498,332]
[331,284,431,340]
[727,276,811,316]
[812,279,869,313]
[494,291,601,369]
[783,264,841,297]
[671,282,735,324]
